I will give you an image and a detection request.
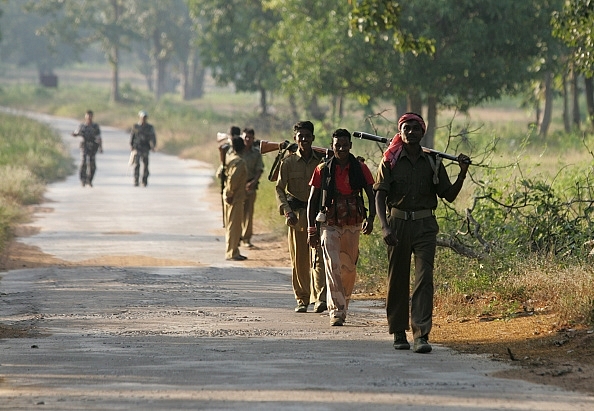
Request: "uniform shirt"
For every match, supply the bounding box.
[130,123,156,152]
[224,152,248,202]
[240,146,264,182]
[309,161,375,193]
[373,150,453,211]
[275,150,324,215]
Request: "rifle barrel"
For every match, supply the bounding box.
[353,131,471,164]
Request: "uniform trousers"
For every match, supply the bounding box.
[288,208,326,306]
[320,224,360,320]
[242,188,256,243]
[134,151,150,185]
[224,197,244,259]
[386,214,438,339]
[80,149,97,183]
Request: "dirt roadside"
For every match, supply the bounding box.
[2,216,593,397]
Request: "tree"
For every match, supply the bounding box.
[267,0,384,122]
[26,0,138,102]
[0,1,77,79]
[131,0,196,100]
[552,0,594,128]
[188,0,280,115]
[381,0,558,147]
[347,0,434,55]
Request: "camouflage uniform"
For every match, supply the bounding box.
[275,150,326,309]
[73,122,101,186]
[130,122,156,186]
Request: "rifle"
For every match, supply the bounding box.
[259,140,332,182]
[218,142,230,227]
[352,131,471,164]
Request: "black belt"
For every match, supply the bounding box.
[390,208,434,220]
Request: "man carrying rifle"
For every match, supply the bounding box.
[275,121,327,313]
[374,112,470,353]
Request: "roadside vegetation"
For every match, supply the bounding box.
[0,81,593,329]
[0,111,73,252]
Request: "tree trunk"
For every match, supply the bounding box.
[562,72,571,132]
[585,76,594,130]
[425,95,437,149]
[110,45,120,103]
[407,90,423,114]
[259,87,267,115]
[571,68,581,129]
[539,71,553,139]
[307,95,326,122]
[289,94,299,121]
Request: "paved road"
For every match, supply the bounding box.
[0,111,593,410]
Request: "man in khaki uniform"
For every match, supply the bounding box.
[240,128,264,248]
[224,136,248,261]
[275,121,326,313]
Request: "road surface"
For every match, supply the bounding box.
[0,110,592,410]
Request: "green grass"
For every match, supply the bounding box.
[0,112,73,252]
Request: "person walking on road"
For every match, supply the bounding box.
[275,121,327,313]
[239,128,264,248]
[72,109,102,187]
[307,128,375,326]
[130,111,156,187]
[224,136,248,261]
[374,112,470,353]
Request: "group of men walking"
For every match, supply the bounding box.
[226,115,470,354]
[77,109,471,354]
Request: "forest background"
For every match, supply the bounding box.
[0,0,593,366]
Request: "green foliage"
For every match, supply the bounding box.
[552,0,594,77]
[348,0,435,54]
[0,113,73,182]
[0,112,73,253]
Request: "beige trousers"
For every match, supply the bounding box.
[224,198,244,259]
[320,224,360,320]
[288,208,326,306]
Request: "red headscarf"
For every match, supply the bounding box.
[382,113,426,168]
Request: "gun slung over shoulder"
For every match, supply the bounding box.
[259,140,332,156]
[352,131,471,164]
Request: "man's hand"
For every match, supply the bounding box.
[307,232,320,248]
[361,218,374,235]
[285,211,298,226]
[225,194,233,205]
[457,153,470,174]
[381,226,398,247]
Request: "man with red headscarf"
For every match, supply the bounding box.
[374,112,470,353]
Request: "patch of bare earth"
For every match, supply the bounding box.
[1,221,592,397]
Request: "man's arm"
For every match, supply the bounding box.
[307,185,321,247]
[274,161,297,225]
[361,184,375,235]
[375,189,398,247]
[440,154,470,202]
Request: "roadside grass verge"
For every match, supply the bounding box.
[0,112,73,254]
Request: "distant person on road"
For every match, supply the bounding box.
[130,111,156,187]
[374,112,470,353]
[72,109,102,187]
[239,128,264,248]
[307,128,375,326]
[275,121,327,313]
[224,136,248,261]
